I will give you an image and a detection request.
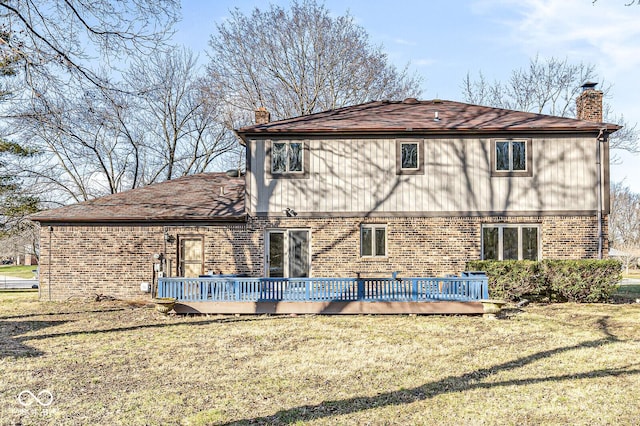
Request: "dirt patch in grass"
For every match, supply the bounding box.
[1,293,639,425]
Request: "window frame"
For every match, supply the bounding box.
[481,224,541,261]
[491,139,533,177]
[360,224,388,258]
[396,139,424,175]
[264,228,311,278]
[267,140,310,179]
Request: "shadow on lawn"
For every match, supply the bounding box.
[0,307,128,320]
[218,317,640,425]
[0,320,70,357]
[1,314,281,358]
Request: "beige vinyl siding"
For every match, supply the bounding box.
[248,136,598,215]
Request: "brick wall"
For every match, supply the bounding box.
[576,88,603,122]
[38,215,606,301]
[250,215,605,278]
[38,225,165,301]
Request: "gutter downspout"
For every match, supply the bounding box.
[596,128,605,259]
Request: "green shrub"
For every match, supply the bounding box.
[543,260,622,303]
[466,259,622,303]
[466,260,546,301]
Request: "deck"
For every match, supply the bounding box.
[157,274,489,315]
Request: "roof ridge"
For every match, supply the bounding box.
[236,98,621,136]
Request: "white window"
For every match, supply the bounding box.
[396,139,424,175]
[272,142,303,174]
[361,224,387,257]
[492,139,532,177]
[482,224,540,261]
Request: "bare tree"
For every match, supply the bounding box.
[11,81,144,203]
[0,0,178,93]
[127,49,236,182]
[609,182,640,272]
[11,48,235,204]
[207,0,423,122]
[0,0,180,206]
[461,56,639,159]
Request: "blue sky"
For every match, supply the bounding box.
[175,0,640,191]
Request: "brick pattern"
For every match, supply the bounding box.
[576,89,603,122]
[38,215,606,301]
[38,226,165,301]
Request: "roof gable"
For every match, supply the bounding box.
[32,173,245,223]
[237,99,621,137]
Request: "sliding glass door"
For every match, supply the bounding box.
[266,230,310,278]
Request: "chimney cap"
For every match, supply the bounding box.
[581,81,598,90]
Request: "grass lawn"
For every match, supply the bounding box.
[615,283,640,302]
[0,265,38,279]
[1,293,639,425]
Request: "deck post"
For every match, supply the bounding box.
[412,279,418,301]
[482,279,489,299]
[357,278,365,300]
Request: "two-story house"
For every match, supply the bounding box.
[33,84,618,301]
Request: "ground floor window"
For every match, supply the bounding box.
[482,224,540,260]
[361,224,387,257]
[178,235,204,277]
[266,229,310,278]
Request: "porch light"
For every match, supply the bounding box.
[284,208,297,217]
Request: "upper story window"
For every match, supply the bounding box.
[491,139,532,177]
[396,139,424,175]
[361,224,387,257]
[273,142,303,173]
[401,142,419,169]
[268,140,309,179]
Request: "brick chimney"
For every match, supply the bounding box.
[255,107,270,125]
[576,82,603,122]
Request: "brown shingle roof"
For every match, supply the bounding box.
[237,99,621,138]
[31,173,245,223]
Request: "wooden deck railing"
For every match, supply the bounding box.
[157,275,489,302]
